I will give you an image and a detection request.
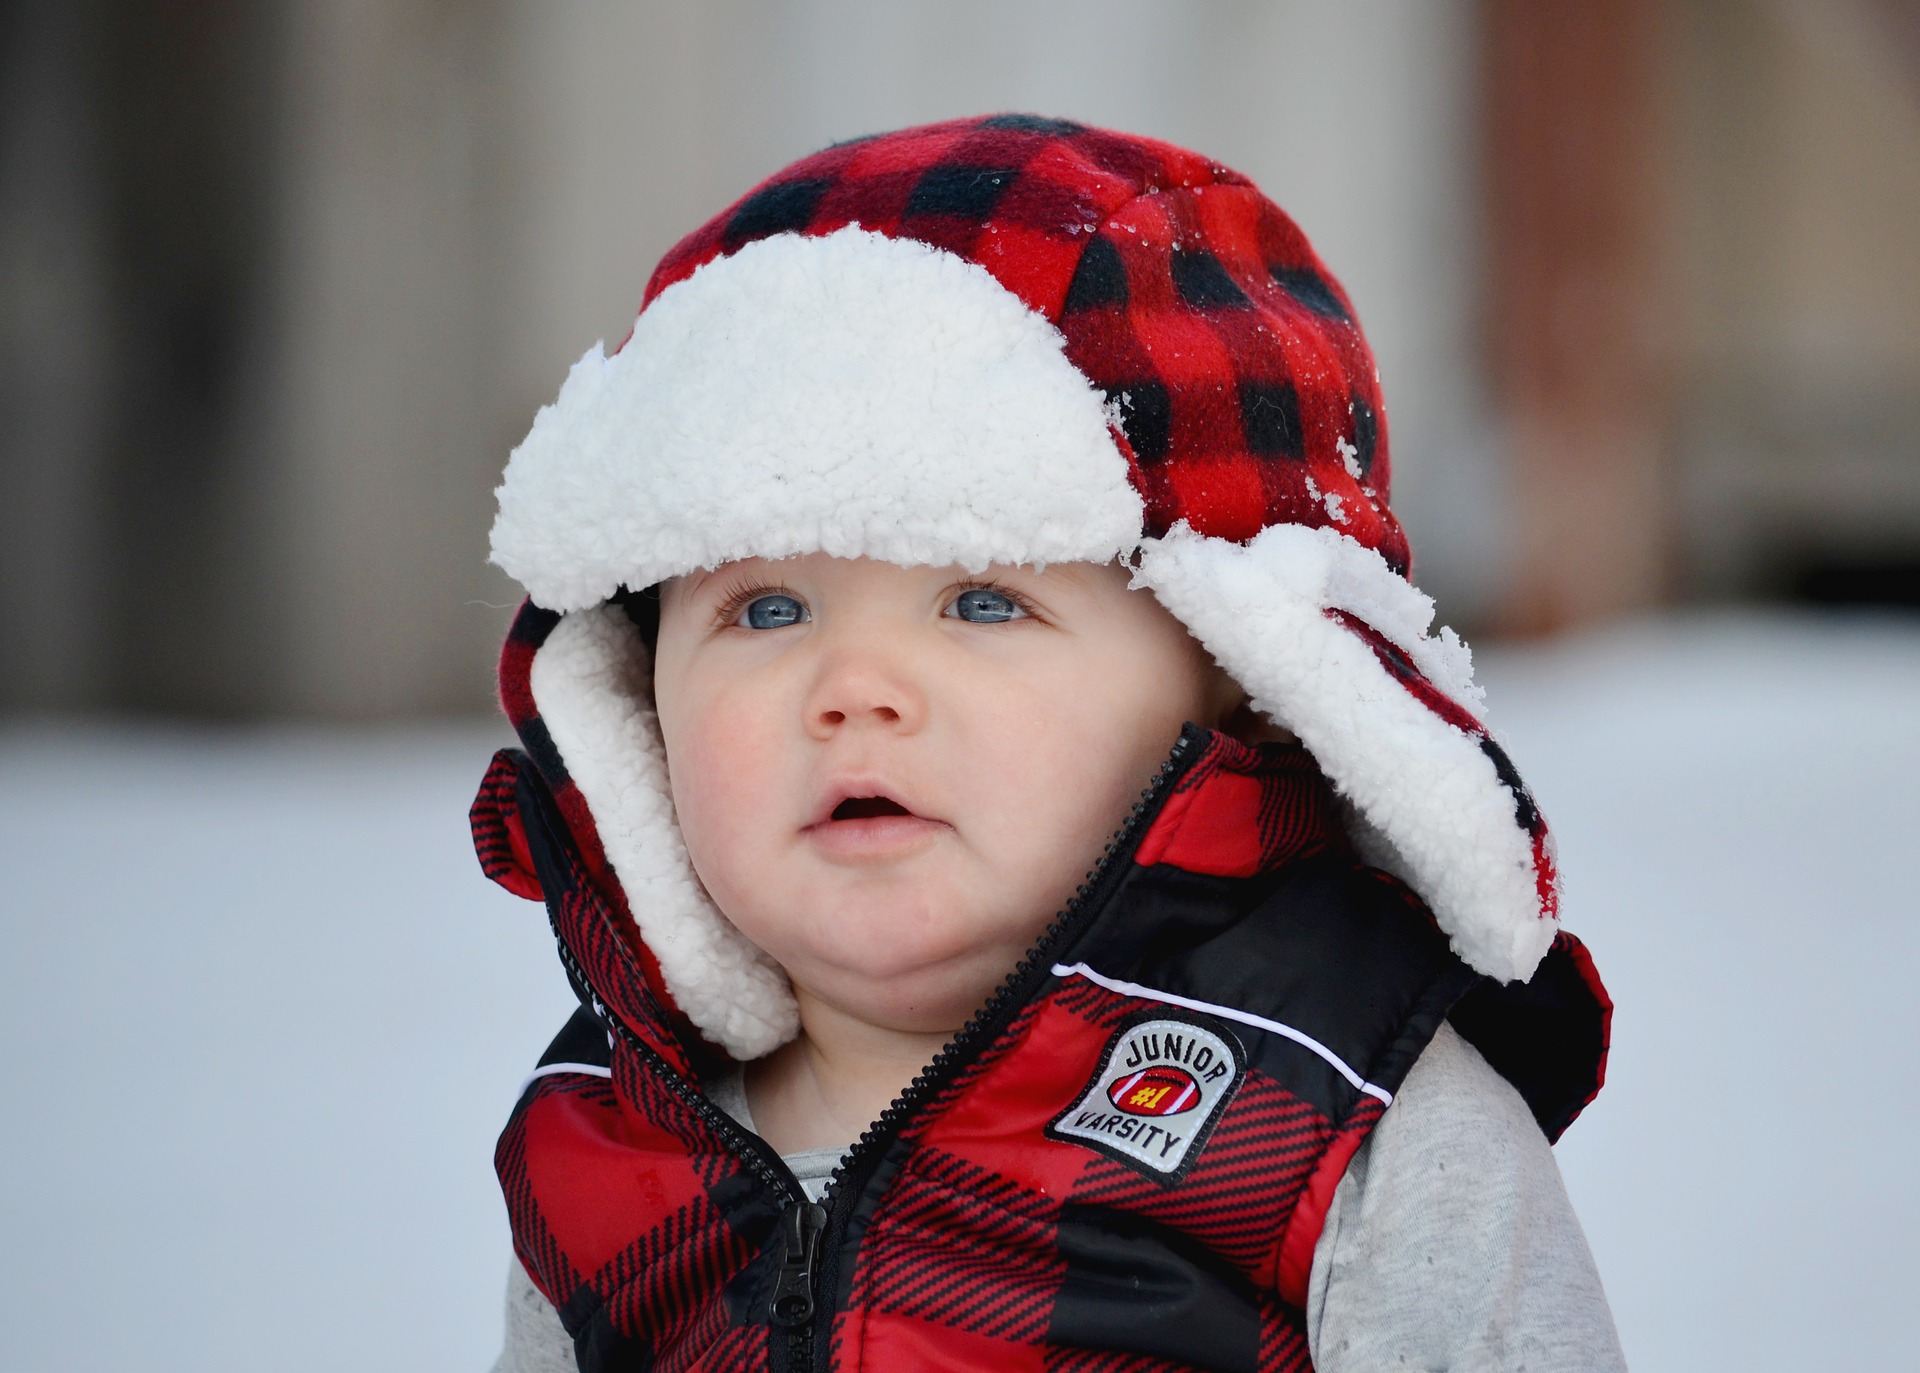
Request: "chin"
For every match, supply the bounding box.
[810,929,988,987]
[728,876,1049,1013]
[824,970,1001,1036]
[793,918,1029,1023]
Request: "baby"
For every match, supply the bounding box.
[473,115,1623,1372]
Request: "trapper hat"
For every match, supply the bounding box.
[487,114,1560,1061]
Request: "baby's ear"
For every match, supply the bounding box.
[1218,687,1298,746]
[613,583,662,650]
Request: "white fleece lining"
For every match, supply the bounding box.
[529,606,800,1058]
[524,539,1553,1067]
[492,226,1143,612]
[499,230,1557,1048]
[1052,962,1394,1105]
[1134,523,1556,982]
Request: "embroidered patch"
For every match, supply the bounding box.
[1047,1009,1246,1182]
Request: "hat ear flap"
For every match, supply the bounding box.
[470,750,545,902]
[525,604,800,1059]
[1133,522,1559,984]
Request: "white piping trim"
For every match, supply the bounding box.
[1052,961,1395,1106]
[518,1061,614,1095]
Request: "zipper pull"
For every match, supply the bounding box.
[770,1200,827,1328]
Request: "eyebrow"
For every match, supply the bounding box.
[1028,561,1102,586]
[1002,560,1119,596]
[666,567,717,606]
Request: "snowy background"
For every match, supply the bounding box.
[3,609,1917,1371]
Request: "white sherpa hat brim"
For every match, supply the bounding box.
[495,227,1559,1059]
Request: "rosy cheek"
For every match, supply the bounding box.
[668,685,778,873]
[952,677,1109,878]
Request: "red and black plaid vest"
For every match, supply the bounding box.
[473,714,1607,1373]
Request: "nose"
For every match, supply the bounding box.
[802,634,929,740]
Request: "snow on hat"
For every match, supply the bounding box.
[489,114,1559,1059]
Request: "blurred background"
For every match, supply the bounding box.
[2,2,1916,1370]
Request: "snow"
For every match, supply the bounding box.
[1475,611,1920,1370]
[0,724,574,1373]
[2,609,1916,1370]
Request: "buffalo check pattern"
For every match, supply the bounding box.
[646,114,1408,572]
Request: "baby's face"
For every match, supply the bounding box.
[653,554,1228,1037]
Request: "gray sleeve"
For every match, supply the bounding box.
[490,1259,577,1373]
[1305,1022,1625,1373]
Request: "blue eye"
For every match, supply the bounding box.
[737,593,808,629]
[947,587,1026,623]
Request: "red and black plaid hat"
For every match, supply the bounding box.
[639,113,1405,569]
[490,115,1560,1060]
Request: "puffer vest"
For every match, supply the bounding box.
[471,723,1609,1373]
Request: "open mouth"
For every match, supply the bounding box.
[830,796,913,821]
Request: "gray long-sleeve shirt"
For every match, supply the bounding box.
[492,1023,1623,1372]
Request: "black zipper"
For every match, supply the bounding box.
[523,761,839,1369]
[535,725,1206,1371]
[546,901,839,1373]
[797,725,1203,1371]
[769,1200,827,1323]
[540,902,807,1207]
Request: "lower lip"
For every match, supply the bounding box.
[803,814,950,862]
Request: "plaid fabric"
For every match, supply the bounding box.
[642,114,1409,572]
[480,728,1609,1370]
[499,1055,765,1363]
[476,605,700,1075]
[1067,1070,1333,1274]
[1448,929,1612,1142]
[475,114,1610,1373]
[1325,607,1560,922]
[1132,736,1351,879]
[845,1145,1064,1343]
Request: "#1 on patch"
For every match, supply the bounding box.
[1048,1009,1246,1183]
